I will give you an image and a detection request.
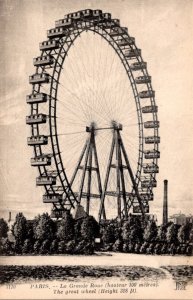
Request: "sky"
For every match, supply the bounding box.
[0,0,193,224]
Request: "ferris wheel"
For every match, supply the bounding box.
[26,9,160,222]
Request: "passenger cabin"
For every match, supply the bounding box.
[43,193,62,203]
[135,75,151,84]
[93,10,102,18]
[33,55,54,66]
[31,155,51,166]
[109,27,123,37]
[133,205,149,213]
[144,150,160,159]
[51,209,63,219]
[122,27,128,33]
[70,11,83,21]
[144,121,159,129]
[26,93,49,104]
[102,21,115,29]
[102,13,111,19]
[143,163,159,174]
[27,135,48,146]
[26,114,47,125]
[39,40,59,51]
[145,136,160,144]
[113,19,120,26]
[125,48,141,58]
[36,176,56,186]
[82,9,93,18]
[142,106,158,113]
[117,37,135,47]
[141,177,157,188]
[29,73,49,84]
[55,18,72,28]
[139,193,154,201]
[138,90,155,98]
[47,28,66,38]
[130,61,147,71]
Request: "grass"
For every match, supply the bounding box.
[161,265,193,282]
[0,265,166,284]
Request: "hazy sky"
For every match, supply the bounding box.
[0,0,192,224]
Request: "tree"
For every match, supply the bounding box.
[34,213,55,242]
[143,220,158,242]
[57,210,74,242]
[178,223,192,244]
[157,225,167,242]
[80,216,99,243]
[12,213,27,252]
[0,218,9,239]
[122,217,143,244]
[22,239,33,254]
[189,226,193,243]
[101,223,116,245]
[166,223,178,244]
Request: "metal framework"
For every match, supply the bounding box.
[26,9,160,220]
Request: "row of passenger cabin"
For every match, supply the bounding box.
[43,193,62,203]
[33,55,54,66]
[141,176,157,188]
[66,10,112,21]
[133,204,149,214]
[26,93,49,104]
[66,9,103,20]
[130,61,147,71]
[145,136,160,144]
[117,37,135,47]
[26,114,47,125]
[36,176,56,186]
[144,121,159,129]
[29,73,49,84]
[55,11,120,29]
[142,106,158,113]
[31,155,51,167]
[135,75,151,84]
[143,163,159,173]
[27,135,48,146]
[144,150,160,159]
[125,48,141,58]
[139,90,155,98]
[39,40,59,51]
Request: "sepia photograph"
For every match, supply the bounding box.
[0,0,192,299]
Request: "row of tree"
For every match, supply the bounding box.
[0,212,192,255]
[0,212,99,255]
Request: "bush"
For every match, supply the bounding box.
[140,242,149,254]
[112,239,123,252]
[33,240,41,254]
[39,239,50,254]
[74,240,94,255]
[58,241,66,254]
[65,240,76,254]
[50,239,58,254]
[22,239,33,254]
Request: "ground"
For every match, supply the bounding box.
[0,252,192,284]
